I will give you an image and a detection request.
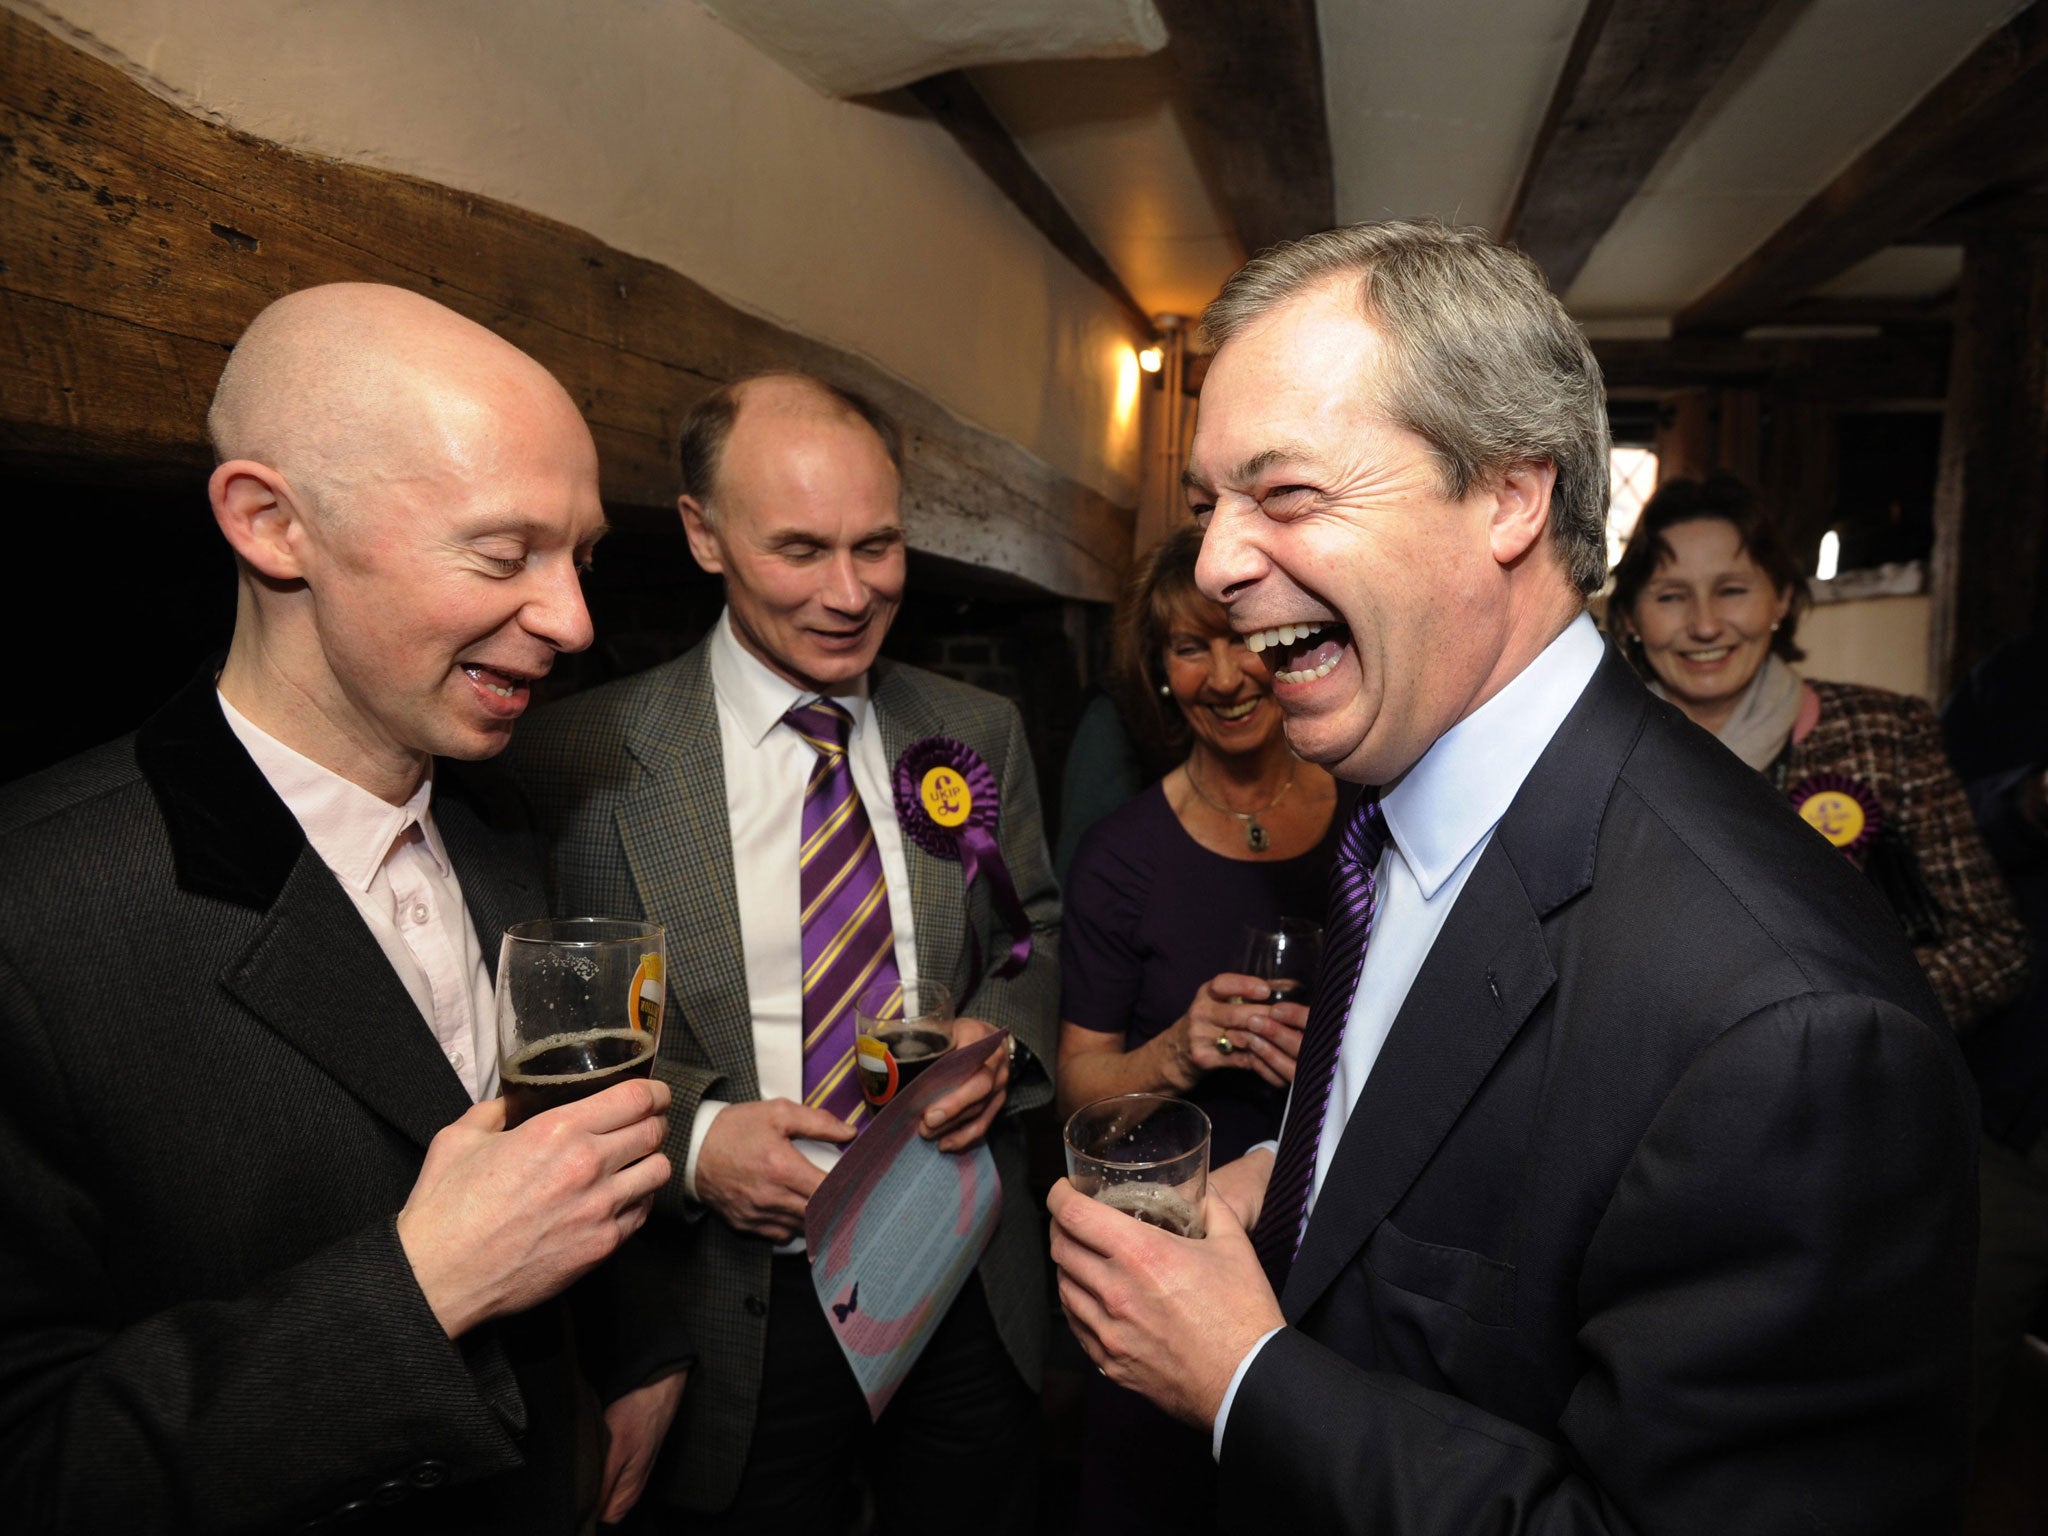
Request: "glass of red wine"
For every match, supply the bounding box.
[497,918,665,1127]
[854,979,954,1110]
[1240,917,1324,1009]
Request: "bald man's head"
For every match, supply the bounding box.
[208,283,586,522]
[676,371,902,525]
[208,283,605,789]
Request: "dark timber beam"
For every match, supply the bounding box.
[1503,0,1778,294]
[1593,332,1948,400]
[1929,231,2048,692]
[1678,4,2048,333]
[1151,0,1334,254]
[905,71,1152,334]
[0,9,1133,601]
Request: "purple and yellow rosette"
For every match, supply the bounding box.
[894,736,1032,983]
[1788,772,1883,860]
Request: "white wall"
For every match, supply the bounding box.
[12,0,1144,508]
[1801,595,1932,700]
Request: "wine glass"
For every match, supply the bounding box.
[497,918,666,1126]
[1240,917,1323,1009]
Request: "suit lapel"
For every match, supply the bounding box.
[434,774,545,985]
[1283,846,1553,1319]
[1281,647,1650,1322]
[222,851,472,1151]
[872,662,966,1004]
[618,647,760,1100]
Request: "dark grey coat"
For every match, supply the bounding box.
[0,673,584,1534]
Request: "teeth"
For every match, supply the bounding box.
[1214,699,1258,720]
[1246,620,1325,653]
[1686,647,1732,662]
[1273,654,1342,685]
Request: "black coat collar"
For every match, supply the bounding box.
[134,665,523,914]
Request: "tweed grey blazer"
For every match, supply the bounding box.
[508,639,1060,1512]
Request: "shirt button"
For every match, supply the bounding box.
[448,1050,464,1072]
[410,903,430,925]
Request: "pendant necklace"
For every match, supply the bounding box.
[1187,757,1296,853]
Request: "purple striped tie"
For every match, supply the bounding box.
[1251,796,1388,1294]
[787,700,901,1130]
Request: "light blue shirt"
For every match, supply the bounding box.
[1211,614,1606,1459]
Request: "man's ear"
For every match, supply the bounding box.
[678,495,727,575]
[210,460,310,581]
[1488,459,1559,569]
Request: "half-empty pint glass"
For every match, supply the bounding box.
[1064,1093,1210,1237]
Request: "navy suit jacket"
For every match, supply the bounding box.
[1221,649,1977,1534]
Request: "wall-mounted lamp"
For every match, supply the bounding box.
[1137,345,1164,375]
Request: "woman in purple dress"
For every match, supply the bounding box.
[1058,524,1351,1534]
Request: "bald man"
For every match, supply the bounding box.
[0,284,677,1534]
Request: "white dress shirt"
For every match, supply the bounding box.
[1212,614,1606,1457]
[683,609,923,1219]
[218,692,498,1100]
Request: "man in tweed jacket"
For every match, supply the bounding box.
[510,373,1059,1532]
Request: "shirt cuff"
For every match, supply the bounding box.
[1249,1138,1278,1159]
[683,1099,730,1203]
[1211,1325,1284,1461]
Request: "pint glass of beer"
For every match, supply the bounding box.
[497,918,665,1127]
[854,979,954,1109]
[1064,1094,1211,1237]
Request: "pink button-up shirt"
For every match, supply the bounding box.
[219,693,499,1100]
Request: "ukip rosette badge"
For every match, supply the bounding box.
[895,736,1032,983]
[1788,772,1883,859]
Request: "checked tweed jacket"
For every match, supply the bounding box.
[507,640,1060,1514]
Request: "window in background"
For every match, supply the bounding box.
[1607,447,1659,573]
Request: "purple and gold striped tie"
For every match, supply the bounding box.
[787,700,901,1129]
[1251,796,1387,1294]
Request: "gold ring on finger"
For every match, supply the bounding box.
[1216,1033,1234,1055]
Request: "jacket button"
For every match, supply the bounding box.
[409,1461,448,1488]
[744,1294,768,1317]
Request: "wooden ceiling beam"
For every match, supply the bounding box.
[905,70,1151,334]
[1151,0,1334,255]
[1594,332,1948,400]
[1504,0,1778,294]
[1677,5,2048,334]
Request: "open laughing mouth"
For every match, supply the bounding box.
[460,661,545,716]
[1244,620,1351,685]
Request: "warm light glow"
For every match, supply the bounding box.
[1138,345,1164,374]
[1816,530,1840,582]
[1113,345,1142,434]
[1605,447,1659,573]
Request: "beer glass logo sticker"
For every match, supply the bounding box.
[856,1033,899,1106]
[1789,774,1881,857]
[629,952,664,1033]
[920,766,972,827]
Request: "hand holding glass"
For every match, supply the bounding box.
[1064,1093,1210,1238]
[497,918,665,1127]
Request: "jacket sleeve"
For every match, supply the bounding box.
[1218,993,1976,1536]
[959,699,1061,1115]
[1889,695,2030,1030]
[0,952,531,1535]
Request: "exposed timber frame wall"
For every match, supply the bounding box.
[0,8,1134,601]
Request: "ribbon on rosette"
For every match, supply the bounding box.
[1788,772,1883,860]
[894,735,1032,985]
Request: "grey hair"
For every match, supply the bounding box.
[1200,220,1612,595]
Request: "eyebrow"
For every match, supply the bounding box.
[1182,442,1323,492]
